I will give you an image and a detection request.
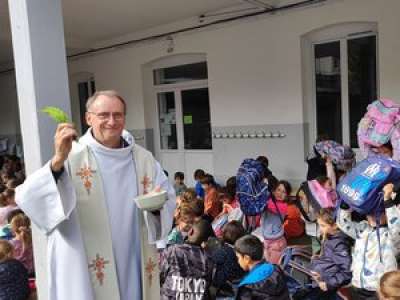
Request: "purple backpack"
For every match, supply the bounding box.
[358,98,400,160]
[314,140,355,171]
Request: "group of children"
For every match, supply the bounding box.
[166,147,400,300]
[2,146,400,300]
[0,154,34,300]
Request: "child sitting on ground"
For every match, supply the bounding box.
[310,208,352,299]
[10,213,35,275]
[378,270,400,300]
[173,171,187,197]
[167,204,196,245]
[337,183,400,300]
[235,235,290,300]
[194,169,206,199]
[160,220,215,300]
[0,240,30,300]
[201,174,222,221]
[0,189,18,226]
[283,194,305,240]
[210,221,246,299]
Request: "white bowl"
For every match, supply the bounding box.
[134,190,167,211]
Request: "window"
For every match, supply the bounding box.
[153,62,208,85]
[181,88,212,150]
[158,92,177,150]
[315,41,342,143]
[304,23,378,148]
[154,59,212,151]
[78,78,95,133]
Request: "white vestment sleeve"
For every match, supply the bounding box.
[143,160,176,245]
[15,161,77,234]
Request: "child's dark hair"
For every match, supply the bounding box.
[3,189,15,203]
[316,208,336,225]
[7,209,24,224]
[194,169,206,180]
[382,141,393,151]
[222,221,245,245]
[268,175,279,192]
[256,156,269,168]
[316,176,330,186]
[226,176,236,199]
[187,220,215,246]
[0,193,7,207]
[174,172,184,181]
[276,180,292,196]
[235,235,264,261]
[200,174,215,186]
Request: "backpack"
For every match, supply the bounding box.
[337,154,400,262]
[358,98,400,160]
[236,159,270,216]
[313,140,356,171]
[337,154,400,215]
[295,181,336,223]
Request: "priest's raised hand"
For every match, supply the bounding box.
[51,123,77,172]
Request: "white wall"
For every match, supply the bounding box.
[2,0,400,183]
[67,0,400,184]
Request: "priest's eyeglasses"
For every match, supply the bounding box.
[88,111,125,121]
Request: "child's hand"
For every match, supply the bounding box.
[325,156,332,164]
[383,183,394,201]
[310,271,321,281]
[318,281,328,291]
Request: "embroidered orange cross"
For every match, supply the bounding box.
[141,175,152,195]
[76,164,96,194]
[145,257,157,286]
[89,254,110,286]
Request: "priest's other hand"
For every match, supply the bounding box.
[51,123,77,172]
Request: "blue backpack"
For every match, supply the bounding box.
[337,154,400,215]
[236,159,270,216]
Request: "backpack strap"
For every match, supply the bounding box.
[271,195,284,224]
[295,183,313,223]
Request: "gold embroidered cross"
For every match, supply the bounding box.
[89,254,110,286]
[141,175,152,195]
[76,164,96,194]
[145,257,157,286]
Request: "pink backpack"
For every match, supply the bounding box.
[357,98,400,160]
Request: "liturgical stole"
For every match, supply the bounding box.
[68,142,161,300]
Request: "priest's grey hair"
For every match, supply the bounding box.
[86,90,127,114]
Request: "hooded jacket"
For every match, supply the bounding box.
[310,231,352,290]
[337,202,400,291]
[236,262,290,300]
[160,243,214,300]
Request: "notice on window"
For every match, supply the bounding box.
[183,115,193,125]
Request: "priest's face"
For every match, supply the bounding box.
[86,95,126,148]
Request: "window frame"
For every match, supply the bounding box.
[302,22,379,152]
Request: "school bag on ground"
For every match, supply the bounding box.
[337,154,400,215]
[357,98,400,160]
[236,159,270,216]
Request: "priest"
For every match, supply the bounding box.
[16,90,176,300]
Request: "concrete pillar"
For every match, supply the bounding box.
[8,0,71,298]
